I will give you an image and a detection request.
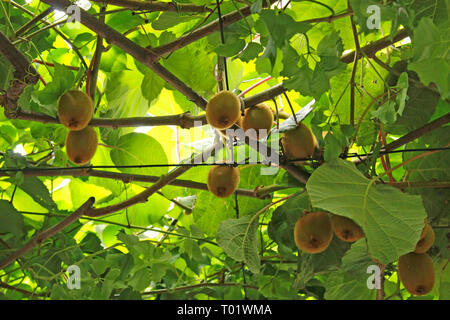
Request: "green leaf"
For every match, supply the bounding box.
[34,63,76,116]
[11,177,57,211]
[371,100,397,125]
[214,39,246,57]
[152,12,201,30]
[268,192,308,250]
[316,32,345,77]
[0,200,24,236]
[409,18,450,99]
[242,215,260,273]
[324,240,377,300]
[396,72,409,116]
[139,67,166,105]
[110,132,168,177]
[237,42,263,62]
[259,10,311,48]
[91,257,108,275]
[128,268,151,291]
[324,133,342,161]
[306,159,427,263]
[217,214,260,272]
[161,38,216,95]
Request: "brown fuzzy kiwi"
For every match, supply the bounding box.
[58,90,94,131]
[331,215,364,242]
[419,219,429,240]
[220,115,243,136]
[281,122,318,161]
[207,165,240,198]
[414,223,435,254]
[206,91,241,130]
[242,103,274,139]
[294,211,333,254]
[398,252,434,296]
[65,126,98,165]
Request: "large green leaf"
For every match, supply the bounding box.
[306,159,427,263]
[0,200,24,236]
[110,132,168,177]
[409,18,450,99]
[13,177,57,212]
[324,240,377,300]
[216,214,260,273]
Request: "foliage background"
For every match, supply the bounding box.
[0,0,448,300]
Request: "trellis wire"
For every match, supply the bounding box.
[0,147,448,173]
[216,0,229,91]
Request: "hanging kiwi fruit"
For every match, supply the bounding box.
[398,252,435,296]
[58,90,94,131]
[414,223,435,254]
[65,126,98,165]
[241,103,274,139]
[206,91,241,130]
[294,211,333,254]
[281,122,318,161]
[331,214,364,242]
[207,164,240,198]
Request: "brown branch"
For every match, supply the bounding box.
[242,83,287,108]
[0,197,95,270]
[0,31,39,113]
[238,29,411,108]
[383,113,450,152]
[354,113,450,165]
[150,4,255,57]
[89,0,213,13]
[0,167,279,198]
[88,5,106,101]
[340,29,409,64]
[377,263,385,300]
[151,6,352,58]
[42,0,208,108]
[14,7,54,38]
[4,109,208,129]
[141,282,258,295]
[0,281,45,298]
[85,144,222,217]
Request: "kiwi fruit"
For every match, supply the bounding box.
[206,91,241,130]
[220,115,243,136]
[398,252,434,296]
[65,126,98,165]
[414,223,435,254]
[58,90,94,131]
[419,219,429,240]
[281,122,318,161]
[207,165,240,198]
[294,211,333,254]
[241,103,274,139]
[331,214,364,242]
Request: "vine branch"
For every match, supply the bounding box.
[0,197,95,270]
[89,0,213,13]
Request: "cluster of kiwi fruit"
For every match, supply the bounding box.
[57,90,98,165]
[294,212,436,296]
[397,219,435,296]
[294,212,363,254]
[205,90,319,198]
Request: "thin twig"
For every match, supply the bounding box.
[141,282,258,295]
[89,0,213,12]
